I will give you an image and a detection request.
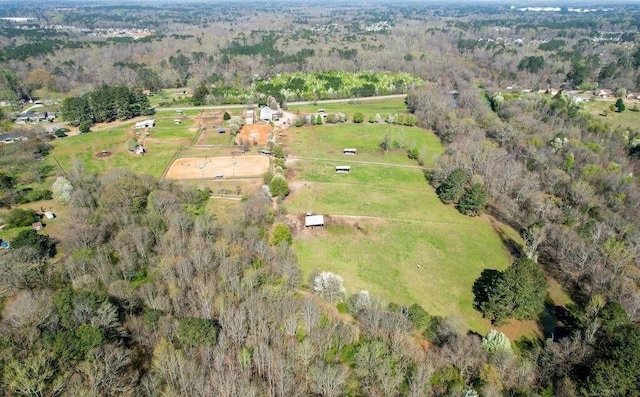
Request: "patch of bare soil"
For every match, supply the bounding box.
[236,123,272,145]
[95,150,113,158]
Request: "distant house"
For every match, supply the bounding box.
[343,148,357,155]
[305,214,325,227]
[260,107,273,121]
[32,221,43,230]
[44,211,55,220]
[15,112,47,124]
[336,165,351,173]
[134,119,155,129]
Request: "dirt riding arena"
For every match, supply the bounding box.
[165,155,269,180]
[236,124,272,145]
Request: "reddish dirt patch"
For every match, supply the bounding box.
[95,150,113,158]
[165,155,269,180]
[236,123,272,145]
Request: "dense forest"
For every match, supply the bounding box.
[1,1,640,396]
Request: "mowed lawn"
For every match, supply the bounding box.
[46,114,198,179]
[285,120,515,332]
[582,99,640,130]
[284,123,443,167]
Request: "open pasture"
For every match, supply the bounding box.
[284,123,443,167]
[294,216,514,333]
[196,126,235,146]
[47,113,198,178]
[283,103,515,332]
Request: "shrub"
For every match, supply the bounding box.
[79,122,91,133]
[325,113,338,124]
[481,329,513,356]
[352,112,364,123]
[407,147,419,160]
[18,189,52,204]
[263,170,274,185]
[269,176,290,198]
[177,317,218,346]
[403,114,417,126]
[273,145,285,158]
[4,208,39,228]
[407,303,432,329]
[271,223,292,245]
[223,111,231,121]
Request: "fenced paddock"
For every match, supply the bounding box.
[165,155,269,180]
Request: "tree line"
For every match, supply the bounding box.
[407,61,640,394]
[60,86,154,130]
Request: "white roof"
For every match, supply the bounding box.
[305,214,324,227]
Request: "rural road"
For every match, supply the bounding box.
[155,94,408,112]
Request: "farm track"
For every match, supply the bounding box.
[288,155,431,170]
[328,214,476,226]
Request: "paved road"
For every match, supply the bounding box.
[155,94,408,112]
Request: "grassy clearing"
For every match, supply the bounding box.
[289,98,409,120]
[205,198,242,224]
[0,199,71,243]
[582,100,640,130]
[284,123,443,167]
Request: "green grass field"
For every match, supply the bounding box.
[46,113,199,179]
[284,123,442,167]
[295,217,513,332]
[285,118,516,333]
[289,98,409,120]
[582,99,640,131]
